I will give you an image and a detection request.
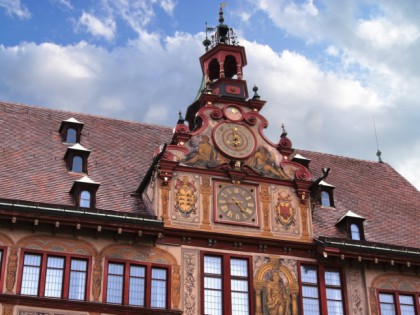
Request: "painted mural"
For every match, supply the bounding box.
[172,175,200,224]
[270,188,300,235]
[274,192,297,230]
[248,146,288,179]
[174,176,198,216]
[255,258,299,315]
[264,271,293,314]
[183,135,220,167]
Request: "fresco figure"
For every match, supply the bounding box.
[184,135,219,167]
[250,146,288,179]
[266,272,291,315]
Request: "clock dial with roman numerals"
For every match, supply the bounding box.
[214,182,259,227]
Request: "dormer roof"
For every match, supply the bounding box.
[336,210,365,225]
[319,180,335,188]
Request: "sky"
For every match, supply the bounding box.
[1,0,419,190]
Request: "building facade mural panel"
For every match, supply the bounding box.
[182,249,199,315]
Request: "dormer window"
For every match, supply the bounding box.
[70,176,100,209]
[79,190,91,208]
[72,156,83,173]
[321,191,332,207]
[336,210,365,241]
[319,180,335,207]
[66,128,77,143]
[350,223,361,240]
[59,117,84,144]
[64,144,90,174]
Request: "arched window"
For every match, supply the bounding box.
[224,55,237,78]
[66,128,77,143]
[72,156,83,173]
[350,223,361,240]
[79,190,91,208]
[321,191,331,207]
[208,58,220,81]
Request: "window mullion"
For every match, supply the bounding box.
[394,293,400,315]
[417,294,420,315]
[62,257,70,299]
[123,263,130,305]
[318,265,328,314]
[145,264,152,308]
[223,257,231,314]
[39,254,48,297]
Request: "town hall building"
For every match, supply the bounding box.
[0,7,419,315]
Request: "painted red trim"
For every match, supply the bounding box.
[0,247,6,293]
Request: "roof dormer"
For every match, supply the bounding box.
[64,143,91,173]
[70,176,100,209]
[336,210,366,240]
[292,153,311,168]
[319,180,335,207]
[59,117,84,144]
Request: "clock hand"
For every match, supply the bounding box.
[231,197,246,212]
[227,128,241,150]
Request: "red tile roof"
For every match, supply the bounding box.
[1,101,419,248]
[0,101,172,215]
[298,150,420,248]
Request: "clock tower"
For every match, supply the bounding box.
[139,7,314,314]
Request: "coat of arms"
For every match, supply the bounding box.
[174,176,198,216]
[274,192,296,230]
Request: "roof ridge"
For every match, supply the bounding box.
[296,148,386,165]
[0,100,173,131]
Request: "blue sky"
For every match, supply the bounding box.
[1,0,420,190]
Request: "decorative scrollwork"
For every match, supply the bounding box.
[278,137,292,149]
[210,108,223,120]
[295,167,311,180]
[243,113,258,125]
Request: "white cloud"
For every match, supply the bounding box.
[51,0,73,10]
[325,45,339,57]
[0,31,203,123]
[284,0,318,17]
[0,0,30,18]
[101,0,156,35]
[77,11,116,41]
[357,18,420,49]
[160,0,176,16]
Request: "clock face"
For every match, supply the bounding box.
[224,105,243,121]
[213,122,256,159]
[214,182,259,226]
